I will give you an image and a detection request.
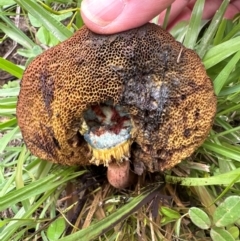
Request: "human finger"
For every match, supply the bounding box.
[224,0,240,19]
[81,0,175,34]
[158,0,190,26]
[166,0,240,30]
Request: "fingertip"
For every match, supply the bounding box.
[158,0,190,26]
[81,0,126,34]
[164,6,191,30]
[81,0,175,34]
[224,4,240,19]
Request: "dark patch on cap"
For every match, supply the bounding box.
[184,128,191,138]
[39,70,54,117]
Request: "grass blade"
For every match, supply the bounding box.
[0,13,36,49]
[0,168,84,212]
[0,57,24,79]
[203,141,240,161]
[183,0,205,49]
[165,168,240,186]
[15,0,72,41]
[197,0,230,58]
[203,36,240,69]
[0,87,20,97]
[214,50,240,95]
[0,126,19,154]
[59,185,163,241]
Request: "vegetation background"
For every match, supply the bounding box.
[0,0,240,240]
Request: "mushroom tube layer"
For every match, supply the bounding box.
[17,23,216,175]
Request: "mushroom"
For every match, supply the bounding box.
[17,23,216,189]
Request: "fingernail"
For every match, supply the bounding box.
[81,0,126,26]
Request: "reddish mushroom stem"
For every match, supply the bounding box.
[107,161,137,189]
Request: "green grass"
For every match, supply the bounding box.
[0,0,240,240]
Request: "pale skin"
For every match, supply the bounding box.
[80,0,240,188]
[81,0,240,34]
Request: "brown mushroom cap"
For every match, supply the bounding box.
[17,23,216,173]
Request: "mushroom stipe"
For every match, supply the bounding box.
[17,23,217,189]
